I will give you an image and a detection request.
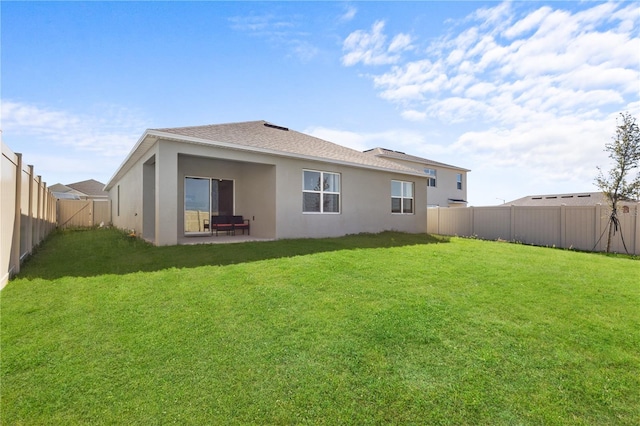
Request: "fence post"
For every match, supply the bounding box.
[560,204,566,249]
[25,165,34,257]
[43,183,50,235]
[510,205,515,242]
[470,206,475,236]
[10,153,23,277]
[594,204,603,252]
[634,204,640,256]
[35,175,42,246]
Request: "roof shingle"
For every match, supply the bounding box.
[152,121,421,174]
[364,147,470,171]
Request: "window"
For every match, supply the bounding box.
[117,185,120,216]
[391,180,414,214]
[456,174,463,190]
[303,170,340,213]
[424,168,437,187]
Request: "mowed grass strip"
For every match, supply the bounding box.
[1,229,638,425]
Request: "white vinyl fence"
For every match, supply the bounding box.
[1,141,57,288]
[427,204,640,255]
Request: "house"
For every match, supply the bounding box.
[504,192,639,207]
[105,120,463,246]
[363,148,470,208]
[50,179,109,200]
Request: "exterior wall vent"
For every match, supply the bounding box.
[264,122,289,131]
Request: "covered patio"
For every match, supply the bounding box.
[177,234,273,245]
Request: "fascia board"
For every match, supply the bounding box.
[380,154,471,173]
[104,130,157,191]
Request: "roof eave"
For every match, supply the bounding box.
[374,153,470,172]
[104,130,157,191]
[140,130,426,178]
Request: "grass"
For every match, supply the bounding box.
[1,228,639,425]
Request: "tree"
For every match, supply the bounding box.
[595,112,640,253]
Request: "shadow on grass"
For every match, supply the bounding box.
[16,228,449,280]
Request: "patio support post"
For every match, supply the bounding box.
[155,141,179,246]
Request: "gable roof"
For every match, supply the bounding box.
[67,179,108,197]
[49,183,73,193]
[364,147,470,172]
[505,192,638,207]
[106,120,424,190]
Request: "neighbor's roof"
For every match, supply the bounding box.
[106,121,424,189]
[505,192,638,207]
[67,179,108,197]
[49,183,72,193]
[364,147,470,172]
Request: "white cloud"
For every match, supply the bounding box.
[339,5,357,23]
[340,1,639,203]
[503,6,553,39]
[388,33,413,53]
[452,115,612,186]
[401,110,427,122]
[228,14,294,33]
[360,1,639,126]
[342,20,413,66]
[1,100,145,158]
[228,13,318,62]
[304,126,370,151]
[305,125,446,157]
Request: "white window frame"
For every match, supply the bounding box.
[424,168,437,187]
[302,170,341,214]
[456,173,463,190]
[391,180,414,214]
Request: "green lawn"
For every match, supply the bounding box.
[1,228,639,425]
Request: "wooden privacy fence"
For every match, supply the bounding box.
[57,199,112,229]
[427,205,640,255]
[1,141,58,288]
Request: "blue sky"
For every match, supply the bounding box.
[2,1,639,206]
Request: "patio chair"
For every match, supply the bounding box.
[211,215,234,235]
[232,215,250,235]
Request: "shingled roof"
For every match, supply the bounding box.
[364,147,470,171]
[106,120,425,190]
[153,121,421,173]
[67,179,108,198]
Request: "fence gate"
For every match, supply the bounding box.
[57,199,111,229]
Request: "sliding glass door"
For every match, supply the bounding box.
[185,177,211,234]
[184,177,234,235]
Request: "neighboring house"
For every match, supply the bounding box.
[49,183,83,200]
[504,192,639,207]
[105,120,431,246]
[50,179,109,200]
[364,148,470,208]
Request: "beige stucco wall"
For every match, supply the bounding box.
[273,157,427,239]
[381,157,468,207]
[108,143,157,236]
[110,138,427,245]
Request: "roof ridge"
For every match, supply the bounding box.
[152,120,267,132]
